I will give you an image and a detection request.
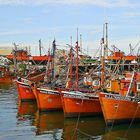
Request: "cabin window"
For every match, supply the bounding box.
[0,72,4,78]
[107,81,111,88]
[83,77,87,83]
[137,83,140,91]
[123,83,129,89]
[92,80,100,86]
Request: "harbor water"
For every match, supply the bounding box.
[0,84,140,140]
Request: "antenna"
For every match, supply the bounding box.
[13,43,18,51]
[80,34,82,53]
[77,28,79,43]
[29,46,31,55]
[39,39,42,56]
[129,43,133,55]
[12,42,18,75]
[87,46,89,55]
[70,36,72,47]
[103,24,105,43]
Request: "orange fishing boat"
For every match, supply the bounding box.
[6,45,52,64]
[107,51,137,61]
[99,71,140,125]
[99,92,140,125]
[31,40,63,111]
[61,37,103,117]
[61,90,102,117]
[16,78,36,101]
[0,66,12,84]
[32,87,62,111]
[16,70,46,101]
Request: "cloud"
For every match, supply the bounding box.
[0,31,21,36]
[0,29,43,36]
[109,36,140,54]
[23,18,33,24]
[0,0,137,8]
[123,12,140,18]
[0,43,13,47]
[0,26,73,36]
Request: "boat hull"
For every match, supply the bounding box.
[0,76,12,84]
[33,88,62,111]
[16,80,36,101]
[61,92,102,117]
[99,93,140,125]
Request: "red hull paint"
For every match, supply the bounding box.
[61,91,102,117]
[32,87,62,111]
[0,67,12,84]
[16,80,36,101]
[99,93,140,125]
[0,76,12,83]
[6,55,52,61]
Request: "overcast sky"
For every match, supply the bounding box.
[0,0,139,56]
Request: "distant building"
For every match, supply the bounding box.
[0,46,13,55]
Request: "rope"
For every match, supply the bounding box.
[76,128,102,139]
[123,102,140,139]
[71,95,99,140]
[108,95,140,133]
[71,99,83,140]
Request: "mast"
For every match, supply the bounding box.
[51,40,56,79]
[69,36,73,88]
[13,43,18,76]
[39,39,42,56]
[47,48,51,78]
[101,24,105,86]
[105,23,108,57]
[75,29,79,90]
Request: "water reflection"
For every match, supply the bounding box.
[63,117,105,140]
[33,111,64,139]
[17,102,37,125]
[17,102,37,116]
[34,111,64,135]
[1,85,140,140]
[103,123,140,140]
[0,83,12,90]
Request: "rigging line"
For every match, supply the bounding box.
[71,98,84,140]
[94,45,102,58]
[31,58,37,66]
[71,95,101,139]
[108,91,123,130]
[103,56,127,88]
[36,56,49,66]
[125,70,135,97]
[97,58,122,91]
[93,59,122,97]
[123,103,140,139]
[107,99,120,131]
[109,68,136,132]
[50,64,69,87]
[95,59,123,128]
[76,128,102,139]
[127,40,140,56]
